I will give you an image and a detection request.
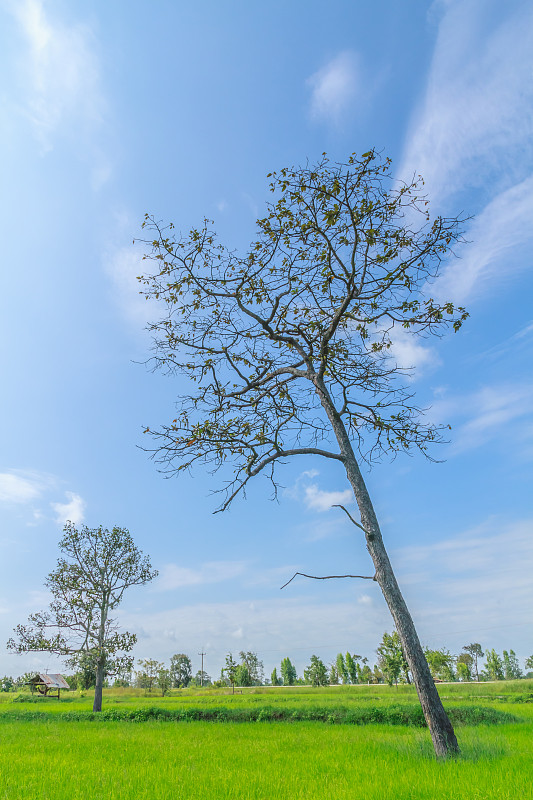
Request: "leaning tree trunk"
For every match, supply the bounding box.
[93,656,105,712]
[316,380,459,758]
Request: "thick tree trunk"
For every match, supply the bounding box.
[93,590,109,713]
[316,379,459,758]
[93,657,105,712]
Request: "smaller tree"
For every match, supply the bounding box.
[484,649,504,681]
[345,652,359,684]
[7,523,157,712]
[223,653,238,694]
[280,657,297,686]
[335,652,348,684]
[113,660,133,687]
[377,632,409,686]
[14,672,36,690]
[502,649,522,680]
[456,652,473,682]
[235,663,252,687]
[137,659,164,693]
[359,664,374,684]
[157,667,172,696]
[462,643,484,681]
[190,669,211,687]
[525,655,533,674]
[372,664,384,684]
[0,676,14,692]
[68,650,130,690]
[271,667,281,686]
[238,651,264,685]
[170,653,192,687]
[304,655,329,687]
[424,648,455,682]
[113,675,131,688]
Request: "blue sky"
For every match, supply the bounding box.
[1,0,532,681]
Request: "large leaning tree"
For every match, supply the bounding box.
[137,150,468,757]
[8,523,157,712]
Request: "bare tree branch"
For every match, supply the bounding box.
[331,503,369,535]
[280,571,376,590]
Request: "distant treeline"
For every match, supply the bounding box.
[3,635,532,693]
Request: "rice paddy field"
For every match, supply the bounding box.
[1,681,533,799]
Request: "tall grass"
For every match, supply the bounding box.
[1,718,531,799]
[2,679,533,713]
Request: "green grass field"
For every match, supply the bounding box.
[1,683,532,799]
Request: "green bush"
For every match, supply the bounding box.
[0,703,517,726]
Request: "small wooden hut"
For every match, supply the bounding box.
[26,673,70,699]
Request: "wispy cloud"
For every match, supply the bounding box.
[0,468,86,529]
[156,561,247,591]
[386,327,440,377]
[428,381,533,455]
[434,174,533,304]
[111,516,533,671]
[0,470,46,504]
[394,516,533,653]
[104,243,157,329]
[476,320,533,362]
[9,0,110,182]
[454,385,533,454]
[399,0,533,205]
[285,471,353,514]
[50,491,86,525]
[307,51,359,124]
[303,484,353,513]
[399,1,533,306]
[119,595,389,673]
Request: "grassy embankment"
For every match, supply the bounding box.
[1,682,532,799]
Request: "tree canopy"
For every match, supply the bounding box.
[138,149,467,757]
[8,523,157,711]
[138,150,467,509]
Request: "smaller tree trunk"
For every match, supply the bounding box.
[93,658,105,712]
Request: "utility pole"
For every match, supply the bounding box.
[198,651,206,687]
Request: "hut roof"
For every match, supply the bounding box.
[28,673,70,689]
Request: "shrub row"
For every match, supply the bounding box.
[508,693,533,704]
[0,704,517,726]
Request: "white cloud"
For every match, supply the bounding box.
[434,174,533,304]
[514,321,533,341]
[0,471,44,504]
[304,484,353,513]
[393,516,533,654]
[9,0,110,182]
[50,491,86,525]
[398,2,533,306]
[285,471,354,514]
[428,381,533,454]
[386,327,440,376]
[357,594,373,606]
[399,1,533,205]
[476,319,533,362]
[307,51,359,124]
[454,384,533,453]
[156,561,247,591]
[118,595,389,675]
